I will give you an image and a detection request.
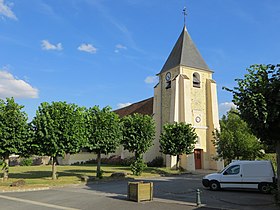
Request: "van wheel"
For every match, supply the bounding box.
[258,183,271,194]
[209,181,220,191]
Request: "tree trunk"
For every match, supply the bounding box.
[96,151,101,178]
[3,155,9,181]
[176,155,180,170]
[276,140,280,205]
[52,156,57,180]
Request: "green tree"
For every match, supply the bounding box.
[84,106,122,178]
[160,122,197,169]
[0,98,30,180]
[225,64,280,200]
[32,101,85,180]
[213,108,263,164]
[121,113,155,175]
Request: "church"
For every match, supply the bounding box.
[115,24,223,171]
[60,21,223,171]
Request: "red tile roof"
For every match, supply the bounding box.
[114,97,153,118]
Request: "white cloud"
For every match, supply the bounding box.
[0,70,39,99]
[219,102,237,117]
[116,44,127,50]
[0,0,17,20]
[145,76,158,84]
[41,40,63,51]
[114,44,127,53]
[117,102,132,109]
[78,43,97,54]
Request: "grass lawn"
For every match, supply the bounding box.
[0,165,182,190]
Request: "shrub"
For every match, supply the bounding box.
[107,155,122,165]
[9,157,20,166]
[99,156,121,165]
[147,156,164,167]
[71,156,135,166]
[71,161,82,165]
[20,158,33,166]
[84,159,96,164]
[120,157,135,166]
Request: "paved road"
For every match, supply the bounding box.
[0,173,278,210]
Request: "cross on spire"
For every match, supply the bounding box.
[182,7,187,26]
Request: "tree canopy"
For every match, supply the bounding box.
[121,113,155,175]
[32,101,85,179]
[0,98,30,180]
[84,106,122,178]
[213,108,263,164]
[226,64,280,146]
[160,122,197,169]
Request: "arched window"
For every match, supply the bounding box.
[193,72,200,88]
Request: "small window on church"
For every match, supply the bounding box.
[193,73,200,88]
[166,81,171,89]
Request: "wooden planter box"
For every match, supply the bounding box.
[127,182,153,202]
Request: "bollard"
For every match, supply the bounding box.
[196,189,201,206]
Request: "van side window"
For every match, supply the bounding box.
[224,165,240,175]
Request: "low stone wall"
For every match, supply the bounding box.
[8,156,50,166]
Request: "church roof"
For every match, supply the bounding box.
[114,97,153,118]
[160,26,210,73]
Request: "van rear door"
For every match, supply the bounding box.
[220,164,243,188]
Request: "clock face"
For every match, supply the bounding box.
[195,116,201,123]
[165,72,171,81]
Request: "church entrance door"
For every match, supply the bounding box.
[194,149,202,169]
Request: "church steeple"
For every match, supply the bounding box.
[152,8,222,172]
[160,26,210,73]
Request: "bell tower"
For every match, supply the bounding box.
[151,24,223,171]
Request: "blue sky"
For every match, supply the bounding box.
[1,0,279,119]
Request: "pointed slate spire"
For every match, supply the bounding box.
[160,26,210,73]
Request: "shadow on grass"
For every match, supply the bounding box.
[144,168,172,175]
[7,164,176,182]
[8,168,117,179]
[9,171,52,179]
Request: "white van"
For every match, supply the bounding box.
[202,160,276,193]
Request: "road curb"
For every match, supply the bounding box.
[0,187,50,193]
